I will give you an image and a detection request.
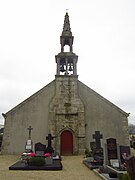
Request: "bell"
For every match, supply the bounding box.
[60,64,65,72]
[69,64,73,71]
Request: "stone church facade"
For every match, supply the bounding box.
[2,13,129,155]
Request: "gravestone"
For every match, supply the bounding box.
[105,138,122,169]
[46,134,54,154]
[83,131,103,170]
[92,131,103,158]
[93,131,103,149]
[106,138,117,160]
[92,131,103,165]
[35,142,46,156]
[120,145,131,164]
[127,156,135,180]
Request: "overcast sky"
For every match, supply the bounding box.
[0,0,135,125]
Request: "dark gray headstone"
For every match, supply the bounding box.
[46,134,54,147]
[93,131,103,149]
[106,138,117,160]
[46,134,54,154]
[35,142,46,156]
[92,131,103,160]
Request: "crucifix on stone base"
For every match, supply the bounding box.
[27,125,33,139]
[46,133,54,148]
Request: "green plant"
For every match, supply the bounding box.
[122,173,131,180]
[85,149,92,157]
[29,157,45,166]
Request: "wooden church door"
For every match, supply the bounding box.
[60,130,73,155]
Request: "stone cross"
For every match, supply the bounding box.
[46,133,54,147]
[93,131,103,149]
[27,125,33,139]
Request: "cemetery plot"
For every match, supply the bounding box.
[83,131,104,170]
[103,139,132,179]
[105,140,131,171]
[105,138,125,179]
[83,136,134,180]
[9,127,62,171]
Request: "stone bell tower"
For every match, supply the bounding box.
[55,12,78,76]
[49,12,85,155]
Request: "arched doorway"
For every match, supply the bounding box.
[60,130,73,155]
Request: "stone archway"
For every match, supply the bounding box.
[60,130,73,155]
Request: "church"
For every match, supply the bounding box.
[2,13,129,155]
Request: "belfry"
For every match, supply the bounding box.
[2,13,129,155]
[56,12,78,76]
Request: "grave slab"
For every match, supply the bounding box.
[93,169,118,180]
[83,159,103,170]
[9,159,62,170]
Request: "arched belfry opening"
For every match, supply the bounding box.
[63,45,70,52]
[55,12,78,76]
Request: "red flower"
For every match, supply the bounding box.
[44,153,50,157]
[28,152,35,157]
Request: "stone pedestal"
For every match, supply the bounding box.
[25,139,33,153]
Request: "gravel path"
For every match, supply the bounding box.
[0,155,101,180]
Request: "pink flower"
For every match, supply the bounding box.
[44,153,50,157]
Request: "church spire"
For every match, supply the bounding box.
[60,12,74,52]
[61,12,72,37]
[55,12,78,76]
